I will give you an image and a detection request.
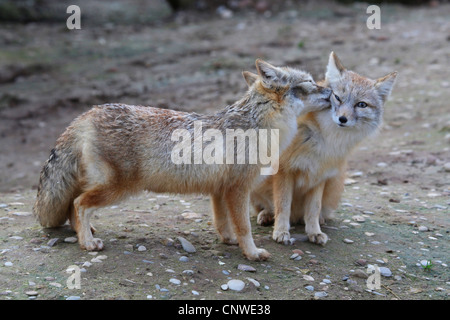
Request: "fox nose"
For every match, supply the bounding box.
[338,116,348,124]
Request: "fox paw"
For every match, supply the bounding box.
[308,232,328,245]
[272,229,291,245]
[257,210,274,226]
[244,248,271,261]
[81,238,104,251]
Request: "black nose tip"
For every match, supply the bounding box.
[339,116,348,124]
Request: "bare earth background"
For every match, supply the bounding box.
[0,0,449,300]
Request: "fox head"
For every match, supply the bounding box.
[325,52,397,131]
[243,59,332,117]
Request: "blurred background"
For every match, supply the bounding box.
[0,0,449,192]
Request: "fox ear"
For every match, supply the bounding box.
[255,59,286,86]
[375,71,398,103]
[242,71,259,87]
[325,51,346,84]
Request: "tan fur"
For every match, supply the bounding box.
[252,52,397,245]
[33,59,331,261]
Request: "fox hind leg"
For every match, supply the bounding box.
[211,193,238,245]
[73,185,125,251]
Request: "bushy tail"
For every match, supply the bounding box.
[33,145,80,228]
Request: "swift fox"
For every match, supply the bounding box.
[251,52,397,245]
[33,59,331,261]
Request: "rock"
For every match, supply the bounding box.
[303,275,314,281]
[179,256,189,262]
[305,285,314,291]
[49,282,61,288]
[192,290,199,295]
[64,237,78,244]
[247,278,260,288]
[181,212,201,219]
[343,238,354,244]
[25,291,38,296]
[47,238,60,247]
[169,278,181,285]
[4,261,13,267]
[314,291,328,298]
[377,162,388,168]
[161,238,174,247]
[379,267,392,277]
[137,245,147,252]
[182,270,194,276]
[82,261,92,267]
[238,264,256,272]
[12,211,32,216]
[443,162,450,172]
[66,296,81,300]
[352,215,366,222]
[322,279,331,284]
[292,249,304,255]
[221,284,228,291]
[344,178,357,185]
[177,237,196,253]
[356,259,367,266]
[9,236,23,240]
[418,226,428,232]
[290,253,302,260]
[91,255,107,263]
[352,269,368,279]
[216,5,233,19]
[227,279,245,291]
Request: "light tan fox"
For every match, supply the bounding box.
[251,52,397,245]
[33,59,331,261]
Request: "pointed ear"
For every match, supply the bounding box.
[242,71,258,87]
[375,71,398,103]
[325,51,346,84]
[255,59,286,86]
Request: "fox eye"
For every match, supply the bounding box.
[356,102,368,108]
[333,93,342,103]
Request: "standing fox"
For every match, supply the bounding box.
[33,59,331,261]
[251,52,397,245]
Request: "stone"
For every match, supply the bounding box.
[64,237,78,244]
[303,275,314,281]
[352,269,368,279]
[25,291,38,296]
[379,267,392,277]
[305,285,314,291]
[179,256,189,262]
[343,238,354,244]
[418,226,428,232]
[177,237,196,253]
[237,264,256,272]
[137,245,147,252]
[4,261,13,267]
[246,278,260,288]
[221,284,228,291]
[227,279,245,291]
[314,291,328,298]
[169,278,181,285]
[352,215,366,222]
[47,238,60,247]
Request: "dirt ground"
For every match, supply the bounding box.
[0,1,449,300]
